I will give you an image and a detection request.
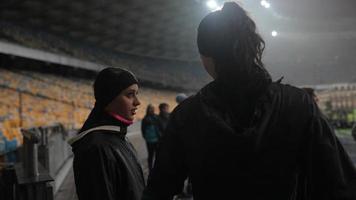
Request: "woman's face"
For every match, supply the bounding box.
[105,84,141,120]
[200,55,217,79]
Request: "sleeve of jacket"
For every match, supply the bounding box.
[142,107,188,200]
[73,145,122,200]
[300,99,356,200]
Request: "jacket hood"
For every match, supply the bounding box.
[80,108,128,132]
[68,125,124,146]
[197,81,273,136]
[70,111,128,146]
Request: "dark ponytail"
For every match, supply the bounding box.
[197,2,272,126]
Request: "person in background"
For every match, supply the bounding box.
[141,104,160,172]
[69,67,144,200]
[157,103,170,138]
[176,93,188,104]
[142,2,356,200]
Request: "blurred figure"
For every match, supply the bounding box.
[157,103,170,137]
[176,93,188,104]
[142,2,356,200]
[70,67,144,200]
[141,104,160,172]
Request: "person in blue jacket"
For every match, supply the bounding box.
[141,104,160,172]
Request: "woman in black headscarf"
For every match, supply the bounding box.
[142,2,356,200]
[69,67,144,200]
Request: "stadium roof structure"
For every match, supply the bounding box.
[0,0,356,89]
[0,0,206,61]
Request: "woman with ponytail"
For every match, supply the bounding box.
[143,2,356,200]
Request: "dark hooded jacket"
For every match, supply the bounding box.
[142,81,356,200]
[71,112,145,200]
[157,112,170,137]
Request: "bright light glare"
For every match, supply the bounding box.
[207,0,218,9]
[261,0,271,8]
[260,0,267,6]
[271,31,278,37]
[213,5,223,11]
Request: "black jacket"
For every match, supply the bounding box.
[71,114,145,200]
[143,82,356,200]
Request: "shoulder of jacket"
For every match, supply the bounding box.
[269,82,307,98]
[70,128,124,149]
[173,95,198,116]
[271,82,316,116]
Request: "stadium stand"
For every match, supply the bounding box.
[0,67,179,160]
[0,23,210,91]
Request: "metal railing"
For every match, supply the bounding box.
[1,123,72,200]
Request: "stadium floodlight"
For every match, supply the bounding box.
[260,0,267,7]
[260,0,271,8]
[207,0,218,10]
[214,5,223,11]
[271,30,278,37]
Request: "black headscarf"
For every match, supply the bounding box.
[80,67,138,133]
